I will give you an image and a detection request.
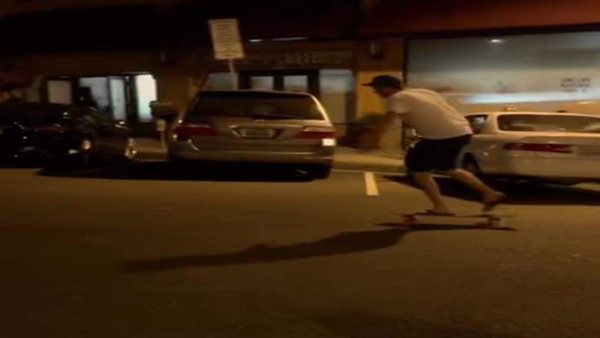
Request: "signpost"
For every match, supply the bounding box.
[209,19,245,90]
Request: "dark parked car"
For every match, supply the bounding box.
[0,102,136,166]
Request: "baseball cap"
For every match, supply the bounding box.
[362,75,403,88]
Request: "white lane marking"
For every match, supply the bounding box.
[364,172,379,196]
[334,168,405,176]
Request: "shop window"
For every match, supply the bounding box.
[239,70,320,97]
[79,77,110,110]
[46,74,156,123]
[284,76,309,93]
[47,80,73,104]
[78,76,128,121]
[237,70,353,123]
[250,76,275,91]
[319,69,354,124]
[135,74,157,122]
[408,32,600,111]
[206,73,235,90]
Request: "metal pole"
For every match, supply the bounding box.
[228,59,238,90]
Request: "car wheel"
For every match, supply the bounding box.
[308,165,332,179]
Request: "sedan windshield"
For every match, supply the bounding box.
[498,114,600,133]
[186,93,324,121]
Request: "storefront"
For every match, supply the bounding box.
[406,31,600,115]
[44,74,157,123]
[202,44,357,130]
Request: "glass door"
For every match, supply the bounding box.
[108,77,127,121]
[134,74,157,123]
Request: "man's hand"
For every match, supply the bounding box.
[369,112,398,141]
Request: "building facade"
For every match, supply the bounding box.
[3,0,600,144]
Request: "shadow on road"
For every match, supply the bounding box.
[123,225,511,273]
[124,229,407,272]
[38,161,316,183]
[384,175,600,206]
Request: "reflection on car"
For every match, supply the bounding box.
[462,111,600,184]
[0,102,136,166]
[168,90,336,179]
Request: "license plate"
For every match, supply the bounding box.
[239,128,276,139]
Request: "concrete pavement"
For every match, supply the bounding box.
[134,137,405,173]
[3,168,600,337]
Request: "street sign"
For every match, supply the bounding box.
[209,19,245,60]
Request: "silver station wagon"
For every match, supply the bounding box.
[168,90,336,179]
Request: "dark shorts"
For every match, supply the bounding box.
[405,134,471,173]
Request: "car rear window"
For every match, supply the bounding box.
[185,92,325,121]
[0,103,69,126]
[498,114,600,133]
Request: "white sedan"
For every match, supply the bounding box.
[460,111,600,184]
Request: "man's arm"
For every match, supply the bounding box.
[381,111,399,126]
[382,111,413,128]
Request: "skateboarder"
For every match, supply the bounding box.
[363,75,505,214]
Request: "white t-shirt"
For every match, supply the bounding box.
[386,89,472,140]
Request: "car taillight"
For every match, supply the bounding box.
[297,127,336,146]
[174,124,217,141]
[298,127,336,139]
[503,143,573,154]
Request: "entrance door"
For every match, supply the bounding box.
[109,77,127,121]
[134,74,157,123]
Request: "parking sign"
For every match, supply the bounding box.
[209,19,245,60]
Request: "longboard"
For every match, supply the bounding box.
[396,212,515,227]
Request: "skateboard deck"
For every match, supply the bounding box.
[396,212,514,227]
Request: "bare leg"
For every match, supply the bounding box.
[443,169,505,210]
[412,172,452,214]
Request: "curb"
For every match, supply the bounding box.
[133,143,406,174]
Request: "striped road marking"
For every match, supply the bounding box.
[364,172,379,196]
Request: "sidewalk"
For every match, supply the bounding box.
[332,147,404,173]
[134,138,405,174]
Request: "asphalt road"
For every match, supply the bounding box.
[1,163,600,338]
